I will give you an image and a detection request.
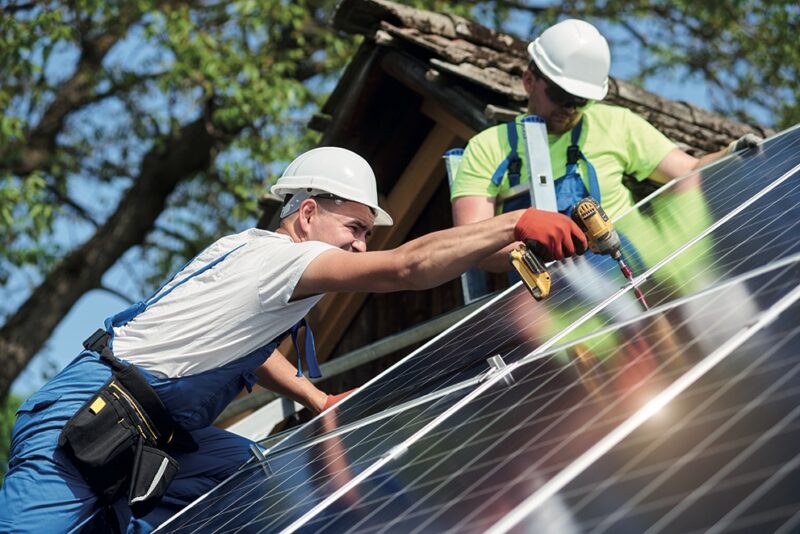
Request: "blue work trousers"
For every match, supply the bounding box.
[0,352,253,533]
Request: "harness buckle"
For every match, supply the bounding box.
[566,145,580,165]
[83,328,111,353]
[508,157,522,179]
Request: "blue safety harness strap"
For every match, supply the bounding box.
[103,244,247,336]
[493,117,602,215]
[566,118,601,202]
[291,318,321,378]
[491,121,523,188]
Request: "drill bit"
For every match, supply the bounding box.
[616,256,649,310]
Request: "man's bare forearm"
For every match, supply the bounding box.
[255,350,327,413]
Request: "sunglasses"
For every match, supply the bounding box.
[530,64,591,109]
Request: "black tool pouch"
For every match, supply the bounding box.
[59,375,150,503]
[58,329,197,516]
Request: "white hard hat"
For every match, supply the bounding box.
[271,146,393,226]
[527,19,610,101]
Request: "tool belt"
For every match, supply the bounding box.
[58,329,198,517]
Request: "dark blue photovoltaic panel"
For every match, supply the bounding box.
[272,129,800,447]
[535,312,800,533]
[157,387,472,532]
[297,267,800,534]
[266,131,800,460]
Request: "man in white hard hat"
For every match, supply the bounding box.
[0,146,586,533]
[450,18,761,272]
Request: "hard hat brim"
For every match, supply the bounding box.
[546,73,608,101]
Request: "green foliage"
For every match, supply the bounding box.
[0,394,22,486]
[1,0,793,306]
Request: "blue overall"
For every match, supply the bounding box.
[0,244,320,533]
[493,117,600,216]
[495,118,646,280]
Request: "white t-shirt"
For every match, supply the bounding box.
[112,228,335,378]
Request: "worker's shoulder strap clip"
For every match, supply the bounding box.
[566,144,581,165]
[83,328,111,353]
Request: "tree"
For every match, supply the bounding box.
[0,0,357,399]
[0,0,466,401]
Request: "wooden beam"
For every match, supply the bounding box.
[380,49,491,133]
[313,122,460,363]
[420,98,476,141]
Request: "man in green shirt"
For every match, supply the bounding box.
[451,18,759,273]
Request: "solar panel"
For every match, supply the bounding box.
[158,387,475,532]
[159,261,799,533]
[293,263,800,534]
[499,293,800,534]
[155,125,800,533]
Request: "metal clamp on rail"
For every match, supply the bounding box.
[480,354,516,387]
[382,444,408,461]
[249,444,272,477]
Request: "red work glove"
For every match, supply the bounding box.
[514,208,587,261]
[323,388,357,412]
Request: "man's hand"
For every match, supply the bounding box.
[322,388,357,412]
[728,133,762,154]
[514,208,587,261]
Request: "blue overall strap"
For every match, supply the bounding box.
[103,243,247,341]
[567,118,601,202]
[291,318,322,379]
[490,121,522,187]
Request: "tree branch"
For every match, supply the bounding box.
[45,185,100,227]
[153,224,202,254]
[2,5,147,176]
[2,2,37,14]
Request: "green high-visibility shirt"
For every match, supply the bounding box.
[451,103,677,219]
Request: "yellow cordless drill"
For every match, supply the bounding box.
[510,197,648,308]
